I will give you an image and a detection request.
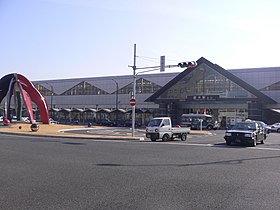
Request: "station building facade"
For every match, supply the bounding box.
[2,57,280,125]
[30,71,177,124]
[146,57,280,125]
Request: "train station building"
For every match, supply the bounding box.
[146,57,280,125]
[2,57,280,125]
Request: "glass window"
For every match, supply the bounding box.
[61,81,108,95]
[158,63,257,100]
[148,118,162,127]
[162,119,170,126]
[260,81,280,91]
[206,117,212,123]
[34,84,56,96]
[117,78,162,94]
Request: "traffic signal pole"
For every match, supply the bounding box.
[132,44,137,136]
[129,44,196,137]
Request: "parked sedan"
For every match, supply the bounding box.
[270,123,280,133]
[224,121,266,147]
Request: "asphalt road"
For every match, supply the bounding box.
[1,131,280,209]
[67,127,147,139]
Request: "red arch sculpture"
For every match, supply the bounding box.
[0,73,50,124]
[17,74,50,124]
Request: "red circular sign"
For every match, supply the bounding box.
[130,98,136,106]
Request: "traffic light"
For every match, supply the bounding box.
[178,61,197,68]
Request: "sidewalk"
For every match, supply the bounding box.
[0,123,211,140]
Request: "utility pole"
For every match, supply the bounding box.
[129,44,196,137]
[132,44,137,136]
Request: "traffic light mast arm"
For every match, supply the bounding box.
[129,63,192,75]
[129,64,178,70]
[134,65,179,75]
[128,61,196,73]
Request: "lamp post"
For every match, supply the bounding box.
[112,79,119,125]
[46,83,54,119]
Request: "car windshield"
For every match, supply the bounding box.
[147,119,162,127]
[232,122,257,130]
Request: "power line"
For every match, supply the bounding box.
[137,56,158,64]
[137,55,182,63]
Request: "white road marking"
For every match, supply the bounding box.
[59,128,96,133]
[140,141,280,151]
[252,147,280,151]
[156,142,219,147]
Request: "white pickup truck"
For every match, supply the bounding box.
[146,117,190,142]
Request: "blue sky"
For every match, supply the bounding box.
[1,0,280,81]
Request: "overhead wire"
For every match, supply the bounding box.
[137,55,182,64]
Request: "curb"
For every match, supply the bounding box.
[0,131,144,141]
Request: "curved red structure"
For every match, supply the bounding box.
[20,87,35,123]
[0,73,50,124]
[17,74,50,124]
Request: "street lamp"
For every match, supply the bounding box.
[112,79,119,124]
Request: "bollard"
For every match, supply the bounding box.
[3,119,10,126]
[31,123,39,132]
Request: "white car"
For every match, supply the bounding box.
[270,123,280,133]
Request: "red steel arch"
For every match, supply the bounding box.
[17,74,50,124]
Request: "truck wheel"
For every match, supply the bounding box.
[181,134,187,141]
[226,140,231,146]
[162,134,169,142]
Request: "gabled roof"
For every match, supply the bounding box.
[146,57,276,104]
[34,73,178,95]
[111,108,127,113]
[96,108,111,113]
[84,108,97,113]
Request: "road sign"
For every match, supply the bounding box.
[130,98,136,106]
